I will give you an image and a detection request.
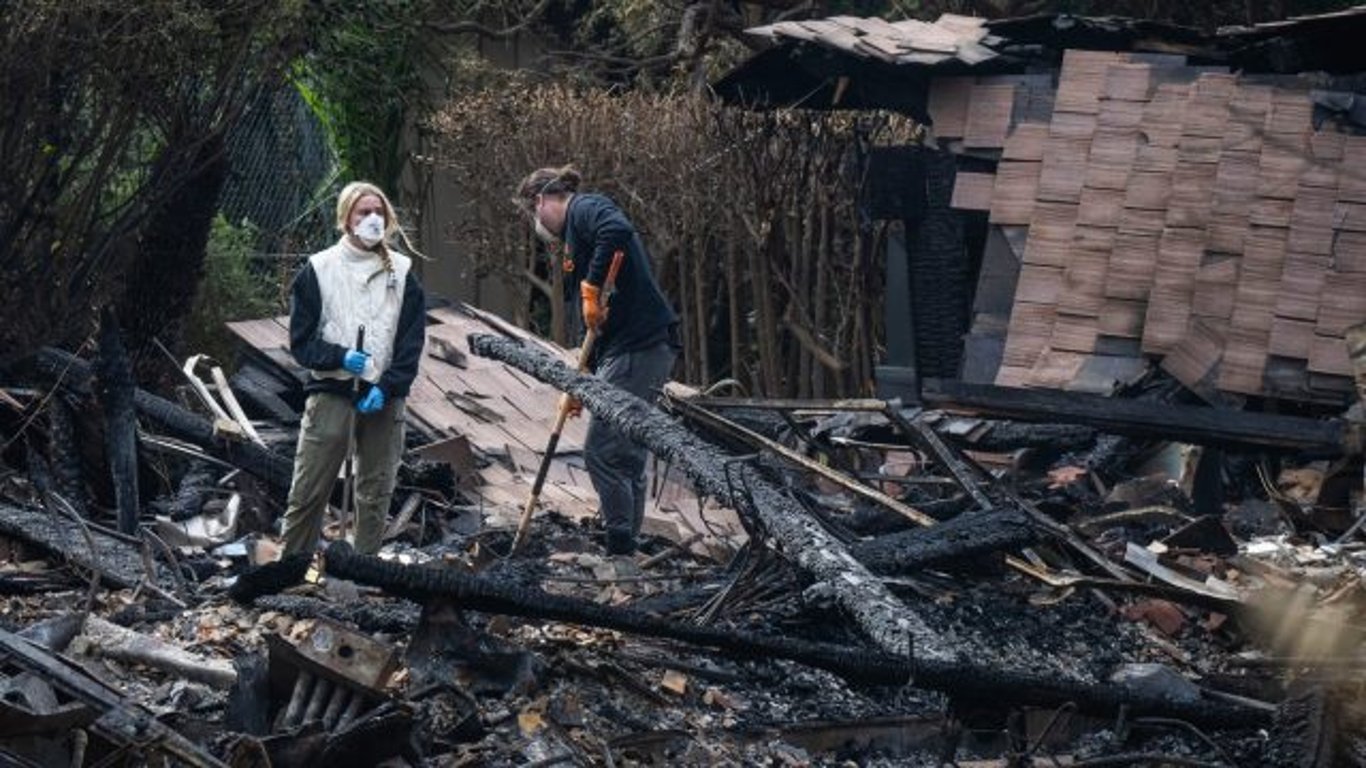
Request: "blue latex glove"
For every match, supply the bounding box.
[342,349,370,375]
[357,386,385,414]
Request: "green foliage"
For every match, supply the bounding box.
[186,215,284,369]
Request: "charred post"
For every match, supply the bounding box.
[94,309,140,534]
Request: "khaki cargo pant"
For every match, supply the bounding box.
[280,391,405,556]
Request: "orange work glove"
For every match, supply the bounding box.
[580,281,605,330]
[563,395,583,419]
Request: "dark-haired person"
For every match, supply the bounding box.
[517,165,679,555]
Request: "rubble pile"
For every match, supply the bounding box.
[0,304,1363,766]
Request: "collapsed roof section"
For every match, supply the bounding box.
[712,6,1366,114]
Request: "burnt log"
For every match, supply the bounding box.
[324,542,1269,728]
[46,394,90,517]
[851,507,1036,574]
[94,309,140,534]
[467,333,945,660]
[34,347,294,497]
[229,368,301,425]
[0,502,165,590]
[166,460,216,522]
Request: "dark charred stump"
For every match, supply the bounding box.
[94,309,140,534]
[850,507,1036,574]
[467,332,944,661]
[34,347,295,497]
[323,542,1269,728]
[46,394,90,517]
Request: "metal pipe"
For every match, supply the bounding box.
[281,670,314,728]
[337,691,366,728]
[303,677,332,724]
[322,684,350,730]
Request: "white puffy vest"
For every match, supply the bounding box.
[309,238,412,385]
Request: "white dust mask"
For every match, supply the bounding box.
[355,212,385,247]
[533,216,558,244]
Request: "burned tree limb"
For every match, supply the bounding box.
[78,615,236,689]
[851,507,1036,575]
[467,333,944,660]
[33,347,294,496]
[324,542,1269,728]
[95,309,140,534]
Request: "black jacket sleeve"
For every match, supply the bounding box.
[289,264,347,371]
[378,272,426,398]
[582,198,635,287]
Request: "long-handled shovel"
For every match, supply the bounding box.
[340,325,365,545]
[510,251,625,554]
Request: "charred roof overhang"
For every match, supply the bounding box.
[711,44,1021,121]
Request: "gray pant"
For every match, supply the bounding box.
[585,342,676,540]
[280,392,406,556]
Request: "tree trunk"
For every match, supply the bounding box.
[47,394,90,517]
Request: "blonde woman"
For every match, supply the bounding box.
[279,181,426,558]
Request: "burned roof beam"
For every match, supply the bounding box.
[323,541,1270,728]
[918,378,1359,456]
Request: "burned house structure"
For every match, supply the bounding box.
[714,8,1366,411]
[4,7,1366,768]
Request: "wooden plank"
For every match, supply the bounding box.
[1316,273,1366,336]
[1177,135,1224,165]
[1266,88,1314,134]
[1105,231,1159,300]
[1289,185,1338,254]
[1102,63,1153,101]
[1055,50,1128,115]
[963,83,1018,149]
[989,161,1040,225]
[951,171,997,211]
[1074,224,1116,252]
[1098,298,1147,339]
[1341,136,1366,202]
[1182,74,1236,139]
[1015,264,1064,304]
[1123,171,1172,211]
[1193,256,1239,320]
[1023,201,1078,267]
[1002,301,1055,368]
[1027,349,1088,387]
[1141,227,1206,353]
[1224,84,1272,153]
[1096,99,1145,131]
[1269,317,1316,359]
[919,377,1351,453]
[1038,135,1090,203]
[1334,231,1366,273]
[1217,326,1269,395]
[1309,334,1353,376]
[1259,139,1309,199]
[1209,151,1260,252]
[1167,162,1217,228]
[1117,206,1165,237]
[1078,187,1125,227]
[1002,122,1048,161]
[1049,111,1098,139]
[1058,248,1108,317]
[1085,130,1138,191]
[1161,318,1225,392]
[1249,198,1294,228]
[1276,252,1329,322]
[1051,313,1100,354]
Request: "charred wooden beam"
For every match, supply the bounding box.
[94,309,140,533]
[252,594,421,635]
[851,507,1036,574]
[920,378,1360,456]
[467,332,944,660]
[34,347,294,496]
[0,502,160,589]
[324,542,1269,728]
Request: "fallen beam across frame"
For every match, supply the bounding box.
[919,378,1360,456]
[468,332,946,660]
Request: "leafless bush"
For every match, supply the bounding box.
[428,83,917,396]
